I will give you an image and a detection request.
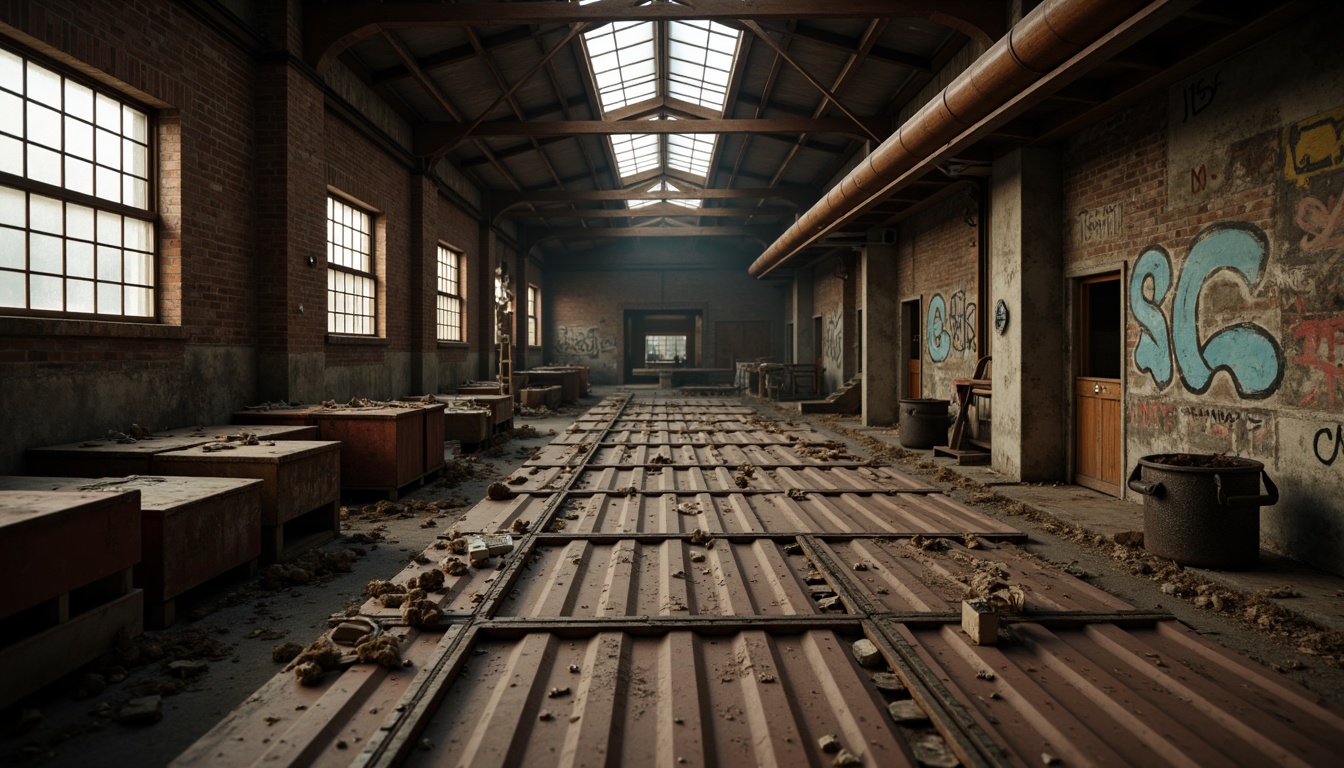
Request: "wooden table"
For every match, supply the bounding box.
[633,367,734,389]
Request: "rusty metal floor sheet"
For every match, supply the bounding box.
[177,394,1344,768]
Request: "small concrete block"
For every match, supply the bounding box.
[887,700,928,723]
[466,536,490,566]
[167,660,208,678]
[117,696,163,725]
[482,533,514,556]
[871,672,907,695]
[962,599,999,645]
[851,638,883,668]
[330,621,372,645]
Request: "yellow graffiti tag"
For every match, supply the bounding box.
[1285,104,1344,186]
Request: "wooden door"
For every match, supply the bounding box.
[1074,275,1122,495]
[905,300,921,398]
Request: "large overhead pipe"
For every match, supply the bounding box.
[748,0,1156,277]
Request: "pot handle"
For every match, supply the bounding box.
[1126,464,1162,497]
[1215,470,1279,508]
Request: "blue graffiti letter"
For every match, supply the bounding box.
[1130,247,1173,387]
[927,294,950,363]
[1171,224,1283,398]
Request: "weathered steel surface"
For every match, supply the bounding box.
[547,492,768,535]
[497,539,830,617]
[817,538,1134,615]
[755,492,1024,535]
[900,620,1344,767]
[580,443,868,467]
[171,625,466,768]
[176,393,1344,768]
[26,434,216,476]
[0,475,263,605]
[314,407,426,492]
[401,630,927,768]
[152,441,341,527]
[159,424,321,441]
[453,493,559,533]
[0,490,141,617]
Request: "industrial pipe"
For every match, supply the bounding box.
[748,0,1154,277]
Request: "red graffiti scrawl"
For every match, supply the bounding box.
[1293,316,1344,406]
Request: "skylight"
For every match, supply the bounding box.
[584,21,657,113]
[580,17,741,188]
[667,20,737,111]
[628,180,701,210]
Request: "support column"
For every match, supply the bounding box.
[254,5,327,403]
[792,270,815,366]
[477,223,495,381]
[990,146,1066,481]
[408,173,439,395]
[862,237,899,426]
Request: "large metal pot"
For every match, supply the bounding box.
[1127,454,1278,569]
[899,398,949,449]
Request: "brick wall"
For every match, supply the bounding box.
[1061,7,1344,572]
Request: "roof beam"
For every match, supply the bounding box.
[368,27,534,86]
[753,21,933,71]
[492,186,819,213]
[414,118,889,156]
[305,0,1006,70]
[533,225,779,241]
[503,204,797,220]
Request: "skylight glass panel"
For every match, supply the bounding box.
[583,21,658,114]
[667,132,716,178]
[628,181,701,210]
[610,132,660,178]
[666,20,739,111]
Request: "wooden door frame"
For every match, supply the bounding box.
[1070,267,1127,496]
[901,297,921,400]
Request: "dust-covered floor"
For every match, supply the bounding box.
[0,402,589,767]
[4,387,1343,766]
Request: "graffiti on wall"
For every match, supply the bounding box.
[1285,105,1344,186]
[823,313,843,370]
[1295,193,1344,257]
[1315,424,1344,466]
[1292,316,1344,407]
[1181,71,1223,123]
[1076,203,1124,244]
[553,326,616,360]
[1128,399,1275,455]
[926,291,976,363]
[1129,222,1284,398]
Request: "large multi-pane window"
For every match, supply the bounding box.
[436,244,463,342]
[0,46,154,318]
[526,284,539,346]
[645,334,686,363]
[326,196,376,335]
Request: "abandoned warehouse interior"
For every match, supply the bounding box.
[2,0,1344,765]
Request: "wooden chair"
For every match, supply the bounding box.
[935,355,992,464]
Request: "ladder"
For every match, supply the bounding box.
[498,334,513,397]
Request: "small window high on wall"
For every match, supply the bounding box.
[0,46,155,318]
[326,195,376,336]
[526,284,539,347]
[436,244,463,342]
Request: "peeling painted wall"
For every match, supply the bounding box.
[1065,8,1344,574]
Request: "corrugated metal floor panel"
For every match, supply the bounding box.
[177,393,1344,768]
[817,538,1135,615]
[496,539,832,617]
[573,443,868,468]
[401,630,931,768]
[898,620,1344,767]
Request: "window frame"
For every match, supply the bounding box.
[0,42,158,322]
[325,193,378,337]
[436,243,465,344]
[526,283,539,347]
